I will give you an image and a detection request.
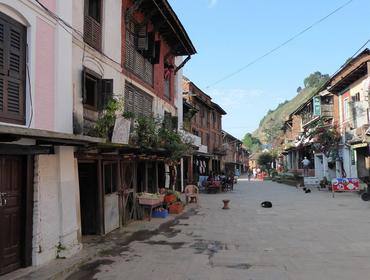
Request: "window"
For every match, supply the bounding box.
[104,162,118,194]
[82,68,113,111]
[164,76,170,100]
[124,83,153,117]
[164,111,172,129]
[125,21,156,85]
[84,72,99,108]
[352,92,360,102]
[343,97,349,121]
[84,0,102,51]
[0,12,26,125]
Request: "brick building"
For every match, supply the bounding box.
[182,77,226,182]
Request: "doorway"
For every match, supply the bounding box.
[0,156,29,275]
[78,162,100,235]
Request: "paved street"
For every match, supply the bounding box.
[65,178,370,280]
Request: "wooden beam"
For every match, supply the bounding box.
[0,144,54,155]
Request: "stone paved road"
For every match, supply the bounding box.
[66,178,370,280]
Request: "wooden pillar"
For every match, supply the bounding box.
[25,155,34,266]
[155,161,159,193]
[189,155,194,183]
[97,159,104,235]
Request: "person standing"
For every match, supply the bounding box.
[302,156,310,177]
[247,169,252,181]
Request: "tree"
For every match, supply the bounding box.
[243,133,261,153]
[257,152,274,175]
[296,86,302,93]
[303,71,329,89]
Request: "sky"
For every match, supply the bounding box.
[168,0,370,139]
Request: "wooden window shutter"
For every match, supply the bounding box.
[0,12,26,124]
[171,116,178,130]
[145,32,155,59]
[81,68,87,104]
[124,84,135,114]
[84,0,102,51]
[135,24,148,51]
[151,41,161,65]
[98,79,113,110]
[0,19,4,113]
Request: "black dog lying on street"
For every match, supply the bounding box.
[261,201,272,208]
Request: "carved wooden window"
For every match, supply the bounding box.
[125,21,155,85]
[84,0,102,51]
[0,12,26,125]
[124,83,153,117]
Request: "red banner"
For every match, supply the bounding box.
[331,178,360,192]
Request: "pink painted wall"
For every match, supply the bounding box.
[38,0,56,13]
[35,17,55,130]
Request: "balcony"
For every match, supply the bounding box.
[182,130,202,147]
[301,104,333,127]
[213,147,227,156]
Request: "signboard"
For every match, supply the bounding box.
[313,96,321,116]
[331,178,360,197]
[304,177,320,186]
[112,117,131,144]
[351,143,368,149]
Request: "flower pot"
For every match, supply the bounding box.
[168,202,183,214]
[164,194,177,204]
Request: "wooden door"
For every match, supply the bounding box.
[0,156,24,275]
[78,162,99,235]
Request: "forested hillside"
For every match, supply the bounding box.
[250,72,329,147]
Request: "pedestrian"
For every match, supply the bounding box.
[247,169,252,181]
[253,168,257,178]
[302,156,310,177]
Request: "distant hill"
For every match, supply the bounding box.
[252,72,329,145]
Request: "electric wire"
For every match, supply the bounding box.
[34,0,122,67]
[205,0,354,89]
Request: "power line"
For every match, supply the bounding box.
[205,0,354,89]
[331,37,370,77]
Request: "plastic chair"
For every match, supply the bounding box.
[184,185,199,204]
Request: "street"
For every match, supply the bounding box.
[65,178,370,280]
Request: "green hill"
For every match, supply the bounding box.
[252,72,329,145]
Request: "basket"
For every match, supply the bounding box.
[138,197,162,206]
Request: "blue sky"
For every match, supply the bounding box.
[169,0,370,139]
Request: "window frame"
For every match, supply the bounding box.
[82,68,101,111]
[84,0,103,51]
[0,11,27,125]
[343,97,349,121]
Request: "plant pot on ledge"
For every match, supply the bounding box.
[168,202,184,214]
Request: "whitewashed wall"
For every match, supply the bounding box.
[33,147,81,265]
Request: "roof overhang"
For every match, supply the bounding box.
[211,102,227,115]
[138,0,196,56]
[329,62,368,93]
[0,125,104,146]
[328,49,370,94]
